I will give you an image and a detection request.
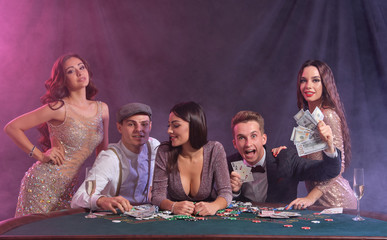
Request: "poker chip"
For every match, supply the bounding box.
[112,220,121,223]
[313,212,321,215]
[252,220,261,223]
[311,221,320,224]
[325,219,334,221]
[301,226,311,230]
[283,225,293,228]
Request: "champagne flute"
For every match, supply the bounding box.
[85,167,97,219]
[352,168,365,221]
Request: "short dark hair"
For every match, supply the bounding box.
[231,111,265,137]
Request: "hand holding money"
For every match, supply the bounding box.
[317,121,335,153]
[291,107,328,156]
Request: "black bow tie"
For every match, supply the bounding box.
[251,165,265,173]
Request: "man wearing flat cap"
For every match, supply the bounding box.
[71,103,160,213]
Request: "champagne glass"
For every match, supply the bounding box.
[352,168,365,221]
[85,167,97,218]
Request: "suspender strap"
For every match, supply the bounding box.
[145,141,152,201]
[108,147,122,196]
[147,141,152,162]
[108,141,152,198]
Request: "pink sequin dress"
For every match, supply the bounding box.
[15,101,104,217]
[304,108,357,209]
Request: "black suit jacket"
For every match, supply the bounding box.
[227,146,341,203]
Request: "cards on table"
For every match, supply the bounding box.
[231,160,255,183]
[290,107,328,156]
[320,207,343,214]
[124,204,157,219]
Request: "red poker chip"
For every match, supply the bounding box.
[325,219,334,221]
[313,212,321,215]
[283,225,293,228]
[252,220,261,223]
[301,227,311,230]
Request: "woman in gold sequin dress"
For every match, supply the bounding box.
[286,60,357,209]
[4,53,109,217]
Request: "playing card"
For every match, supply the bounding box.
[231,160,254,183]
[231,161,243,171]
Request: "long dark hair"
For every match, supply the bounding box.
[296,60,351,167]
[38,53,98,151]
[162,101,208,172]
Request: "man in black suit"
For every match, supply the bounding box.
[228,111,341,208]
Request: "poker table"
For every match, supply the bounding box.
[1,204,387,240]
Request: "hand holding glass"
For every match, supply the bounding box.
[352,168,365,221]
[85,167,97,218]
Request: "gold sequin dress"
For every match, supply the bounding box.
[15,101,104,217]
[304,108,357,209]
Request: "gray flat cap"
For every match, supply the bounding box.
[116,103,152,122]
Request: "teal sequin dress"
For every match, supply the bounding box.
[15,101,104,217]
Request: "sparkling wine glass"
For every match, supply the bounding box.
[85,167,97,218]
[352,168,365,221]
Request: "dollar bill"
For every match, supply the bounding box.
[294,107,324,125]
[296,110,318,130]
[293,109,305,122]
[291,107,327,156]
[295,138,328,156]
[312,107,324,122]
[290,126,312,143]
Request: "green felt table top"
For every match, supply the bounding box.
[3,209,387,237]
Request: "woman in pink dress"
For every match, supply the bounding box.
[287,60,357,209]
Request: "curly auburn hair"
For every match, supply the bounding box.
[38,53,98,151]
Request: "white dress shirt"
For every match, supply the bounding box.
[239,149,268,203]
[71,137,160,210]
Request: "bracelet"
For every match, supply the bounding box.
[29,146,36,157]
[171,202,176,213]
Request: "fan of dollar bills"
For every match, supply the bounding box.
[291,107,328,156]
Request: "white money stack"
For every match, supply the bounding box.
[291,107,328,156]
